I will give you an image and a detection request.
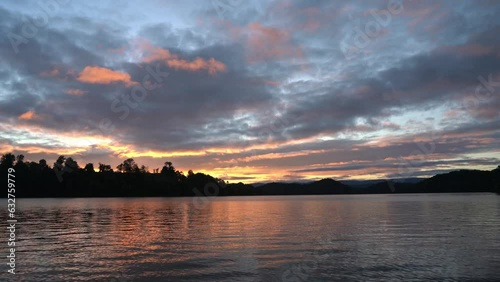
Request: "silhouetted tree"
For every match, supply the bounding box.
[65,157,79,172]
[84,163,95,173]
[54,156,65,171]
[98,163,113,173]
[15,154,25,164]
[14,154,28,172]
[39,159,49,170]
[161,161,176,177]
[493,166,500,194]
[28,161,40,171]
[1,153,16,168]
[117,158,138,173]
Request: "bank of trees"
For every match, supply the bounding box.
[0,153,254,197]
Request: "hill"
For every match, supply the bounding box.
[259,178,351,195]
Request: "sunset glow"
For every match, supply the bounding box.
[1,0,499,183]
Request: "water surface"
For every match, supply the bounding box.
[7,193,500,281]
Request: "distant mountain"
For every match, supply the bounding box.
[361,168,500,194]
[340,178,424,189]
[358,181,417,194]
[259,168,500,195]
[339,179,385,188]
[258,178,351,195]
[416,169,498,193]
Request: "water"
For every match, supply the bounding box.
[5,193,500,281]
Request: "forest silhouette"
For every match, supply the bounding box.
[2,153,499,197]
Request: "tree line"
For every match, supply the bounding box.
[0,153,255,197]
[1,152,499,197]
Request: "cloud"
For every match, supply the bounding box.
[40,67,60,78]
[65,88,87,96]
[77,66,138,86]
[439,44,499,56]
[139,39,226,74]
[18,110,39,121]
[244,22,303,63]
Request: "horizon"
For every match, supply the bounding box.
[1,0,499,183]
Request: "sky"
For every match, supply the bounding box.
[0,0,499,183]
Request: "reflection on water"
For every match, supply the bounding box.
[7,194,500,281]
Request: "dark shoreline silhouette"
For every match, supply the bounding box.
[2,153,499,198]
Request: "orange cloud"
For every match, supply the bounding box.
[166,57,226,75]
[245,22,303,63]
[40,67,60,78]
[139,40,226,75]
[77,66,138,86]
[18,110,39,121]
[65,88,87,96]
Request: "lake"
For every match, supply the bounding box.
[8,193,500,281]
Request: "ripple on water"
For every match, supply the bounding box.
[5,194,500,281]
